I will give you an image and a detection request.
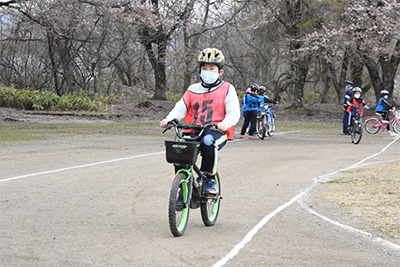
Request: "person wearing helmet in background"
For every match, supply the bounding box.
[341,80,354,135]
[242,83,259,132]
[346,87,368,131]
[239,84,261,139]
[160,48,240,194]
[376,90,393,123]
[257,86,278,109]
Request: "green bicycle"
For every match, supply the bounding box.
[163,120,222,237]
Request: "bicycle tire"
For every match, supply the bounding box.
[392,119,400,134]
[256,117,265,140]
[351,121,362,144]
[364,117,380,134]
[168,172,190,237]
[200,173,221,226]
[268,114,276,136]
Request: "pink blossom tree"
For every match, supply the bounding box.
[301,0,400,104]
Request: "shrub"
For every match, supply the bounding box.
[166,92,183,102]
[0,85,120,111]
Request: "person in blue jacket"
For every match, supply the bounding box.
[239,85,261,139]
[257,86,278,110]
[376,90,393,123]
[341,80,354,135]
[241,83,258,131]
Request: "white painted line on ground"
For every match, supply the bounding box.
[298,199,400,251]
[229,130,303,142]
[275,130,303,135]
[1,130,301,182]
[213,187,311,267]
[213,136,399,267]
[0,151,165,182]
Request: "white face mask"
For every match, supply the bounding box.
[354,94,360,99]
[200,70,220,84]
[384,95,388,99]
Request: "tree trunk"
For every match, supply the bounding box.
[290,56,309,109]
[363,55,383,103]
[379,40,400,105]
[144,40,167,100]
[350,56,363,88]
[338,50,349,104]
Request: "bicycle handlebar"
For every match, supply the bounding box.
[162,120,220,141]
[348,104,369,110]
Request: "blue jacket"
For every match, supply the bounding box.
[376,97,393,112]
[243,93,260,111]
[344,88,353,109]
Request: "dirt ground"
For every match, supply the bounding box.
[1,100,399,266]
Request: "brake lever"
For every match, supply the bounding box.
[162,127,170,134]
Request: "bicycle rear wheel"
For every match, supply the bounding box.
[268,114,276,136]
[352,121,363,144]
[392,119,400,134]
[168,172,190,237]
[364,117,380,134]
[256,117,266,140]
[200,173,221,226]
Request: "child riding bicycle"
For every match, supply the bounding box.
[160,48,240,194]
[346,87,368,131]
[376,90,394,123]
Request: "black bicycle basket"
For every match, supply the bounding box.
[165,140,200,164]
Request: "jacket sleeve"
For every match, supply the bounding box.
[165,97,187,122]
[383,98,393,109]
[221,84,240,129]
[264,97,276,104]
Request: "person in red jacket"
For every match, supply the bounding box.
[346,87,368,131]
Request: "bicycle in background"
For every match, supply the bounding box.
[348,104,365,144]
[256,103,277,140]
[163,120,222,237]
[364,107,400,134]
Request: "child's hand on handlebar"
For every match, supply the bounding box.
[160,119,169,128]
[217,122,228,132]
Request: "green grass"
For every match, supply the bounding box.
[1,120,344,143]
[0,122,162,142]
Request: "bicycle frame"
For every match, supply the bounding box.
[348,105,364,144]
[366,110,398,130]
[164,121,223,236]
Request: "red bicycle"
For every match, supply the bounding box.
[364,107,400,134]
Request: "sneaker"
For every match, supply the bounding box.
[248,134,256,139]
[204,177,218,195]
[176,188,183,211]
[239,135,244,139]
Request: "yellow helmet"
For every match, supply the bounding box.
[198,48,225,68]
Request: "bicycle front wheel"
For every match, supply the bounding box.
[364,117,380,134]
[268,114,276,136]
[256,117,265,140]
[168,172,190,237]
[392,118,400,134]
[200,173,221,226]
[352,121,363,144]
